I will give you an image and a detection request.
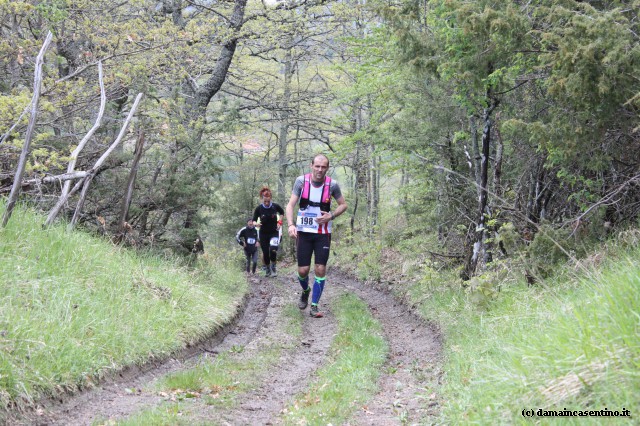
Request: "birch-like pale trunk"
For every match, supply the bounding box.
[277,45,292,203]
[2,31,53,228]
[68,93,143,229]
[60,62,106,201]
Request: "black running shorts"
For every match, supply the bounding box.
[296,232,331,267]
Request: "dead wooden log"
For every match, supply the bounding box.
[118,130,145,238]
[60,61,106,201]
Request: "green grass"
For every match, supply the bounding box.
[282,293,388,425]
[0,202,247,418]
[334,224,639,425]
[405,248,640,424]
[114,403,191,426]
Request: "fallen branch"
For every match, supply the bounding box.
[43,62,107,226]
[427,250,464,259]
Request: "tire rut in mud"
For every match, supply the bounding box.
[190,274,338,425]
[12,267,442,425]
[334,272,443,425]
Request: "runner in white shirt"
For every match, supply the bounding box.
[285,154,348,318]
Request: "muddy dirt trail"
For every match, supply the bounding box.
[13,264,442,425]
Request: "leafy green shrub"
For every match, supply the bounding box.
[357,246,382,282]
[496,222,524,255]
[466,263,509,308]
[525,224,572,278]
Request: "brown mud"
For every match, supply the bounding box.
[9,262,442,425]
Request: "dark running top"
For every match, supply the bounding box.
[236,226,258,253]
[252,202,284,234]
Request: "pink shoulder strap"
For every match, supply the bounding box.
[322,176,331,203]
[301,174,311,199]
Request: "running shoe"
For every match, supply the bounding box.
[309,304,323,318]
[298,289,310,310]
[270,263,277,277]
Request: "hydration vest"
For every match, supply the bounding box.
[299,174,332,211]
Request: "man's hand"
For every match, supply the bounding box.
[288,224,297,238]
[315,211,332,225]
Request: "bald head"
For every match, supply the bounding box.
[312,154,329,168]
[310,154,329,183]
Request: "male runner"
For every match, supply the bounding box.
[286,154,347,318]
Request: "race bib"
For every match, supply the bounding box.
[246,238,256,244]
[270,237,280,247]
[297,211,318,231]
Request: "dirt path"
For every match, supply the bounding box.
[13,265,442,425]
[335,273,443,425]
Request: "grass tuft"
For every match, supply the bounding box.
[0,202,247,418]
[283,293,388,424]
[408,249,640,424]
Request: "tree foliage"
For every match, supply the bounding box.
[0,0,638,271]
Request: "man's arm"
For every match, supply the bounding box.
[316,195,347,225]
[333,195,348,218]
[286,193,300,237]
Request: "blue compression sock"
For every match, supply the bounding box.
[311,276,326,305]
[298,274,310,292]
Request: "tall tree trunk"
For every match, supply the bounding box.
[493,116,507,256]
[526,154,548,224]
[370,149,379,230]
[351,105,368,234]
[138,161,164,236]
[462,96,498,279]
[479,105,494,266]
[192,0,247,120]
[400,158,408,210]
[470,115,482,200]
[493,113,504,200]
[277,45,292,202]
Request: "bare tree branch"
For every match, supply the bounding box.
[2,31,53,228]
[69,92,144,229]
[61,61,106,200]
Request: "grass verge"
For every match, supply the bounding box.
[282,293,388,425]
[369,237,639,424]
[0,203,247,418]
[333,227,639,424]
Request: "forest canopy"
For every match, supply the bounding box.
[1,0,638,278]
